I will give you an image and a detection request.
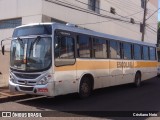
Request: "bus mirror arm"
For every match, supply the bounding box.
[1,38,11,55]
[2,45,5,55]
[1,39,4,55]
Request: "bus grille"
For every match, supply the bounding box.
[14,73,40,79]
[19,86,34,91]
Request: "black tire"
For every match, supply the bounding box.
[79,77,92,98]
[134,72,141,87]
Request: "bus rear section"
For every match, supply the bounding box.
[52,28,157,98]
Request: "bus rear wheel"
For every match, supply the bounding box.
[79,77,92,98]
[134,72,141,87]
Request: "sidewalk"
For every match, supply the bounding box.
[0,87,29,103]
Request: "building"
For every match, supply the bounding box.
[0,0,158,87]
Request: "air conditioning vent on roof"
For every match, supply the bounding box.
[66,23,77,27]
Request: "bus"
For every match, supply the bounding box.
[2,22,158,98]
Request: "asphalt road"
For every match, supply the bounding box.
[0,77,160,120]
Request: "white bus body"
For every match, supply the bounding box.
[8,23,158,98]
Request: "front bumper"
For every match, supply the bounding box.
[9,80,55,97]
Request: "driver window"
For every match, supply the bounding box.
[55,35,75,66]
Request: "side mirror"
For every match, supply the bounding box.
[2,45,5,55]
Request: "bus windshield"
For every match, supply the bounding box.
[10,37,52,72]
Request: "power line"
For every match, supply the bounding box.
[74,0,139,21]
[75,0,143,23]
[146,25,157,33]
[110,0,142,8]
[77,19,112,25]
[45,0,140,25]
[77,11,144,26]
[44,0,145,35]
[104,0,142,13]
[75,0,110,14]
[146,24,157,31]
[112,21,140,34]
[146,8,160,21]
[104,0,143,22]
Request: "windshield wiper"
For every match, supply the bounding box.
[31,36,41,47]
[28,36,41,57]
[17,37,24,48]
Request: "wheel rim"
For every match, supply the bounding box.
[136,74,141,86]
[81,82,90,96]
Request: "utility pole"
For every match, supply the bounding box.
[141,0,147,42]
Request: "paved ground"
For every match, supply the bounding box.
[0,87,31,103]
[0,77,160,120]
[0,52,10,87]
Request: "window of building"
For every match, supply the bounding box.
[149,47,156,60]
[0,18,22,29]
[55,35,75,66]
[110,40,121,59]
[141,0,145,9]
[93,38,107,58]
[123,43,132,60]
[77,35,91,58]
[142,46,149,60]
[88,0,100,13]
[130,18,135,24]
[110,7,116,14]
[134,44,142,60]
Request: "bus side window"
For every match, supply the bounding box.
[110,40,121,59]
[142,46,149,60]
[77,35,91,58]
[134,44,142,60]
[149,47,156,60]
[123,42,132,60]
[55,35,75,66]
[93,38,107,59]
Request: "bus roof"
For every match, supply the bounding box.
[15,22,156,47]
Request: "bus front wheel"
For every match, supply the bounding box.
[134,72,141,87]
[79,77,92,98]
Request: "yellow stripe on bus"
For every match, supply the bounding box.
[55,61,158,71]
[134,61,157,68]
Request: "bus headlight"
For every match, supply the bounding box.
[10,74,16,83]
[37,74,52,85]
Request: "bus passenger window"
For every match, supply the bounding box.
[93,38,107,58]
[134,44,141,60]
[55,36,75,66]
[142,46,149,60]
[77,35,91,58]
[149,47,156,60]
[110,41,121,59]
[123,43,132,60]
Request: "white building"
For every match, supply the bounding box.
[0,0,158,86]
[0,0,158,47]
